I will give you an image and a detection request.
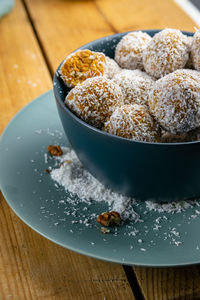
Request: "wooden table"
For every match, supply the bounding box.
[1,0,200,299]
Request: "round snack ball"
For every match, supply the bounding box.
[160,129,196,143]
[104,56,121,79]
[192,127,200,141]
[185,36,194,69]
[104,104,160,142]
[112,69,155,107]
[149,69,200,134]
[143,28,189,78]
[115,31,152,70]
[59,49,106,88]
[191,29,200,71]
[65,76,124,128]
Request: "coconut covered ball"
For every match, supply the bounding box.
[185,36,194,69]
[65,76,124,128]
[104,56,121,79]
[160,129,196,143]
[60,49,120,88]
[60,50,106,87]
[104,104,160,142]
[115,31,152,70]
[191,29,200,71]
[112,69,155,107]
[143,29,189,78]
[149,69,200,134]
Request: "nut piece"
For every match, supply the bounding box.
[59,160,72,168]
[48,145,63,156]
[101,227,110,234]
[97,211,121,227]
[59,49,106,87]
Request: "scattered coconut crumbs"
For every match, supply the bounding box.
[50,147,140,222]
[33,140,200,251]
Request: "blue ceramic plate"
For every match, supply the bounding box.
[1,90,200,266]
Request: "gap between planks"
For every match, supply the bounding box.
[22,0,53,77]
[19,0,145,299]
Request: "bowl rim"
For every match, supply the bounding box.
[53,29,200,147]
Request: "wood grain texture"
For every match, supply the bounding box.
[0,0,135,299]
[0,0,51,134]
[91,2,199,300]
[95,0,196,32]
[23,0,197,75]
[134,266,200,300]
[1,0,200,299]
[0,195,135,300]
[24,0,115,74]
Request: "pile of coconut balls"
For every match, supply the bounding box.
[59,28,200,143]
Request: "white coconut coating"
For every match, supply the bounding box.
[185,36,194,69]
[104,104,160,142]
[115,31,152,70]
[143,29,189,78]
[112,69,155,107]
[104,56,121,79]
[149,69,200,134]
[191,29,200,71]
[65,76,124,128]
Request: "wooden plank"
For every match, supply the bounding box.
[0,1,135,299]
[91,2,198,300]
[0,0,51,134]
[4,1,199,299]
[134,266,200,300]
[95,0,196,32]
[0,197,135,300]
[24,0,115,74]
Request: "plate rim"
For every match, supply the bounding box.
[1,92,200,267]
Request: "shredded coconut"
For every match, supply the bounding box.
[50,147,139,221]
[104,56,121,79]
[143,28,189,78]
[146,200,195,213]
[115,31,151,70]
[44,145,200,250]
[104,104,160,142]
[191,29,200,71]
[65,76,124,128]
[50,146,200,219]
[149,69,200,134]
[112,69,155,107]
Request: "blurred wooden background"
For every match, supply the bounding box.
[1,0,200,299]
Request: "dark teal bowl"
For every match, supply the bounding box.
[53,30,200,202]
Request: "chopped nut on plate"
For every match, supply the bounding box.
[59,160,72,167]
[101,227,110,234]
[48,145,63,156]
[97,211,121,227]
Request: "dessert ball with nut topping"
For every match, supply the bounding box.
[60,49,119,87]
[191,29,200,71]
[143,29,189,78]
[65,76,124,128]
[104,104,160,142]
[115,31,152,70]
[112,69,155,107]
[149,69,200,134]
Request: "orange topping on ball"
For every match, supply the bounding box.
[60,49,106,87]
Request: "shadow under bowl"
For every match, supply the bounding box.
[53,29,200,202]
